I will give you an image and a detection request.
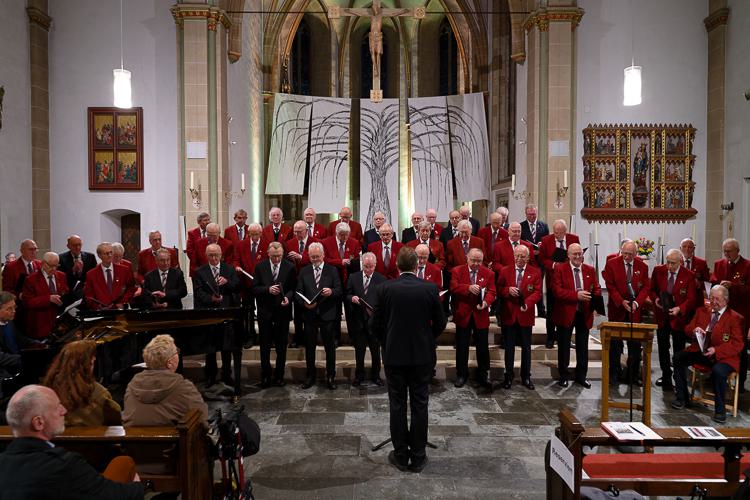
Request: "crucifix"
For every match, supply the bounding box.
[328,0,425,102]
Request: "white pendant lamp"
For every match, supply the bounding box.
[623,60,642,106]
[113,0,132,108]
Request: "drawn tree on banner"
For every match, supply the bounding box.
[361,101,400,229]
[447,95,490,201]
[266,95,311,194]
[409,102,452,216]
[308,99,351,211]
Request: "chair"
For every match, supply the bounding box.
[690,364,740,417]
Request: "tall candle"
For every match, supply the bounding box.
[594,222,599,244]
[623,222,627,239]
[563,170,569,188]
[661,222,666,243]
[692,223,696,241]
[241,173,246,191]
[511,174,516,192]
[190,171,194,190]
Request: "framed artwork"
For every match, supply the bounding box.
[88,107,143,190]
[580,123,696,223]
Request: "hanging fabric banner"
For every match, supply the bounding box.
[360,98,400,233]
[307,97,352,213]
[447,93,490,202]
[265,93,312,195]
[408,96,452,219]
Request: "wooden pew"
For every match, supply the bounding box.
[0,408,212,500]
[550,408,750,499]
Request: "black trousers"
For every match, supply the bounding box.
[304,318,336,379]
[673,350,734,415]
[350,316,381,380]
[656,325,686,383]
[557,310,589,383]
[545,288,557,343]
[258,315,290,381]
[205,350,241,383]
[455,317,489,382]
[503,322,531,381]
[385,363,432,464]
[609,338,642,381]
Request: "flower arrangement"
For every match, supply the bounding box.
[636,237,655,257]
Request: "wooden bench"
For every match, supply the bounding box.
[548,408,750,499]
[0,408,212,500]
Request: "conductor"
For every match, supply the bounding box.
[371,247,447,472]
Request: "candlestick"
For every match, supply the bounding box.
[241,173,245,192]
[661,222,666,243]
[511,174,516,192]
[563,169,568,188]
[595,222,599,244]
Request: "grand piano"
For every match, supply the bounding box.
[21,307,245,395]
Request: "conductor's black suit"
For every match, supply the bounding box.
[370,272,446,468]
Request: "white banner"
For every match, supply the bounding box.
[448,93,490,202]
[408,96,452,220]
[549,435,575,492]
[265,93,312,195]
[360,99,400,233]
[308,97,352,213]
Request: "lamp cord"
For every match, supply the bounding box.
[120,0,124,70]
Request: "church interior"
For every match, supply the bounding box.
[1,0,750,498]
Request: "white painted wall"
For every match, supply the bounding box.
[574,0,708,267]
[725,0,750,256]
[48,0,178,253]
[0,0,32,258]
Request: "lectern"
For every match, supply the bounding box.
[599,321,657,425]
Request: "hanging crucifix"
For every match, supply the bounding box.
[329,0,425,102]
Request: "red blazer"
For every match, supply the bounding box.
[186,226,204,264]
[83,264,136,309]
[262,223,293,243]
[551,263,601,329]
[497,264,542,327]
[309,223,328,240]
[711,257,750,324]
[21,270,69,338]
[417,262,443,290]
[685,305,746,372]
[432,223,444,239]
[233,237,269,281]
[136,247,179,282]
[684,255,710,293]
[191,237,234,276]
[491,239,536,276]
[539,233,581,271]
[406,238,447,270]
[446,236,485,270]
[223,224,250,244]
[649,265,697,331]
[284,237,319,273]
[328,219,363,247]
[367,240,403,280]
[602,256,650,322]
[2,259,42,295]
[321,236,361,284]
[450,265,497,329]
[477,226,509,265]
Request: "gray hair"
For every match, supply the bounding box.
[361,252,376,264]
[457,220,472,231]
[711,284,729,301]
[335,222,351,235]
[308,242,324,254]
[6,385,52,435]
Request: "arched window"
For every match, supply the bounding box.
[361,33,389,99]
[290,18,310,95]
[439,17,458,96]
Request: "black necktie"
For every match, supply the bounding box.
[47,275,56,294]
[273,227,280,241]
[27,262,33,274]
[251,241,257,260]
[238,226,244,240]
[667,272,675,294]
[626,263,633,282]
[106,268,113,292]
[299,240,305,254]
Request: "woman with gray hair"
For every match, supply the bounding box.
[123,334,208,426]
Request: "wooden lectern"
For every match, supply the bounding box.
[599,321,657,425]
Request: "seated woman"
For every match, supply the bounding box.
[42,339,122,426]
[123,334,208,426]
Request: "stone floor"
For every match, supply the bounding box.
[205,355,750,499]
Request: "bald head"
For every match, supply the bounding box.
[6,385,67,440]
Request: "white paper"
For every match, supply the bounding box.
[549,435,575,492]
[447,93,490,202]
[601,421,663,441]
[104,426,126,437]
[62,299,83,316]
[704,281,712,297]
[409,96,453,219]
[681,426,726,439]
[308,97,352,213]
[695,329,706,352]
[266,94,312,195]
[360,99,400,233]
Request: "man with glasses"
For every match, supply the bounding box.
[140,248,187,310]
[368,223,402,280]
[21,252,70,339]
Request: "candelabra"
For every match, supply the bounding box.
[511,188,532,200]
[223,187,246,202]
[554,183,569,209]
[189,184,201,209]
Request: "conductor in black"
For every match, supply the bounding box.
[371,247,447,472]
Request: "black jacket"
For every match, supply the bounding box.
[370,273,446,366]
[252,259,296,321]
[295,263,342,322]
[520,219,549,246]
[400,227,418,245]
[58,250,97,292]
[140,267,187,309]
[0,437,144,499]
[345,271,386,329]
[193,262,239,308]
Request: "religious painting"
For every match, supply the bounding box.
[580,123,696,222]
[88,107,143,190]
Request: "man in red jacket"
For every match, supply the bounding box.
[497,245,542,390]
[450,248,496,390]
[262,207,293,243]
[415,244,443,290]
[136,230,179,282]
[491,222,535,276]
[83,242,136,310]
[303,207,328,240]
[446,221,484,271]
[672,285,745,423]
[223,209,250,244]
[186,211,211,264]
[21,252,69,339]
[710,238,750,391]
[551,243,601,388]
[368,223,402,280]
[477,212,509,266]
[406,222,446,270]
[192,223,234,276]
[2,239,41,297]
[680,237,710,297]
[602,240,650,384]
[425,208,443,239]
[327,206,363,248]
[650,248,697,391]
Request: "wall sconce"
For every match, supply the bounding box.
[553,170,569,209]
[189,171,201,209]
[510,174,531,200]
[223,173,246,202]
[719,201,734,221]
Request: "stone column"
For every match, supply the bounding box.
[703,3,729,264]
[27,1,51,252]
[171,4,231,229]
[523,3,583,223]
